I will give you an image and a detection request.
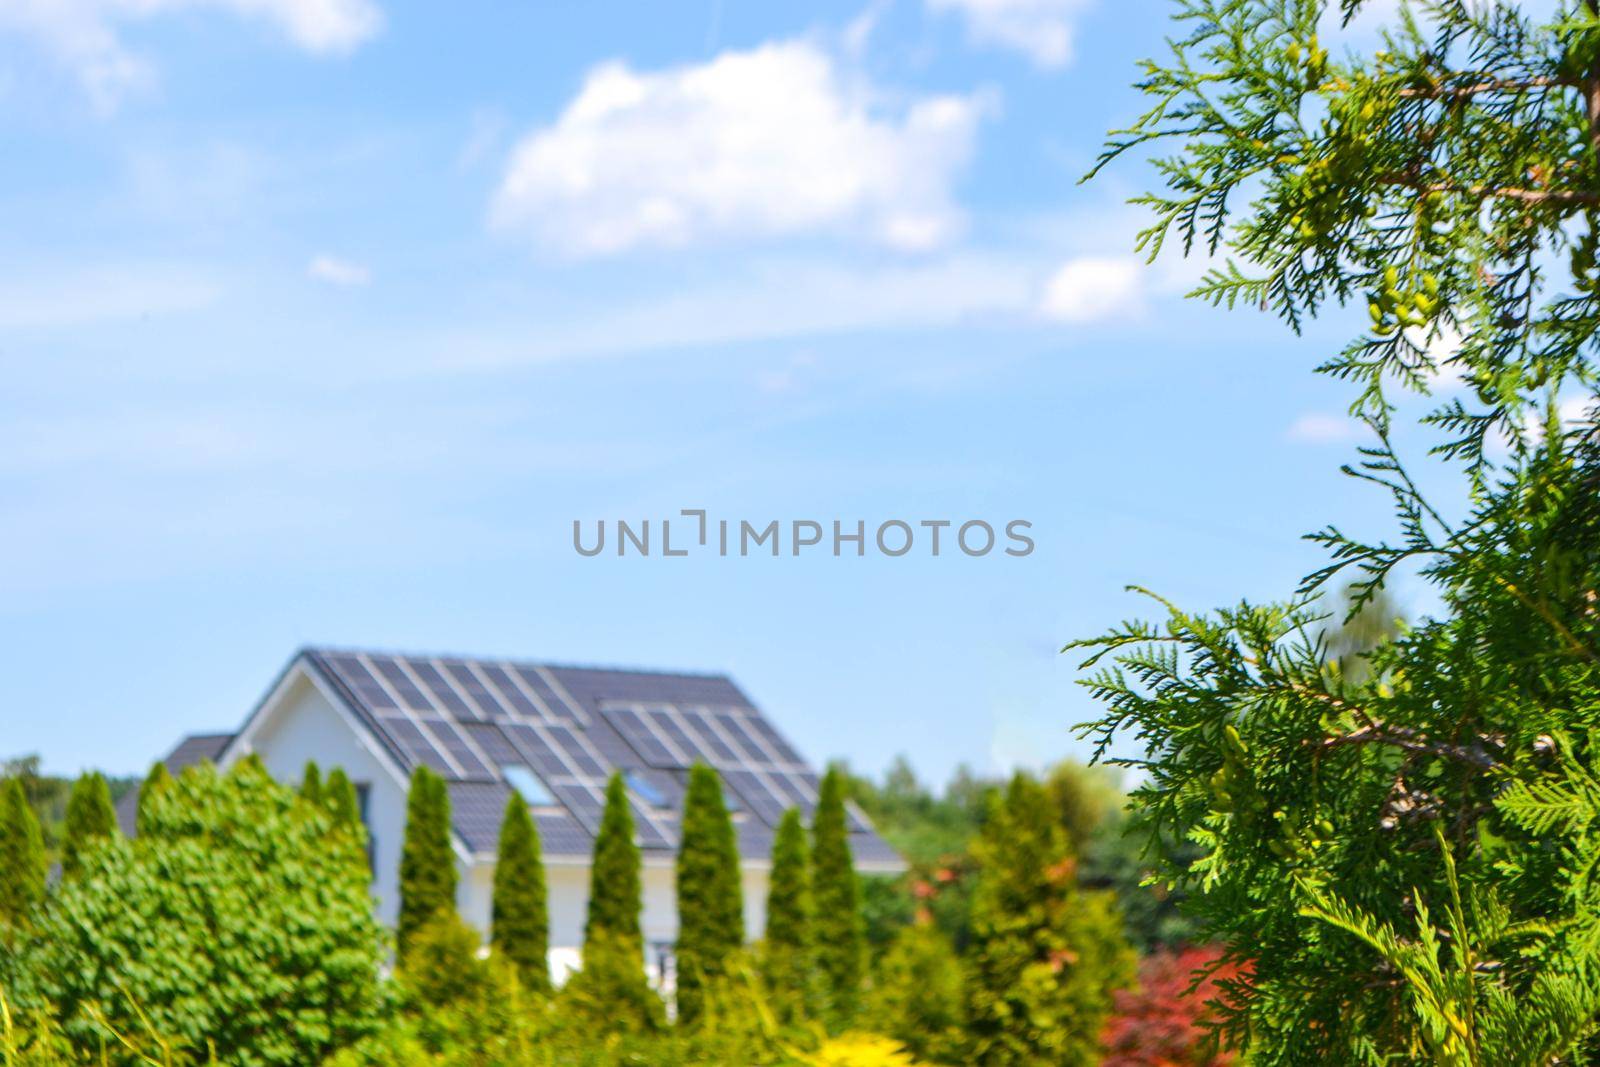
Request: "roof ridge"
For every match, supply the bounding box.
[297,644,734,682]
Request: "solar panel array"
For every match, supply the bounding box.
[303,648,882,857]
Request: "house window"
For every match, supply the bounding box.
[503,765,556,806]
[625,769,667,808]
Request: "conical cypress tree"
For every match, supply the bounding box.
[399,765,457,960]
[585,772,642,950]
[299,760,323,806]
[324,768,362,833]
[0,777,46,924]
[61,771,117,879]
[764,806,816,1022]
[966,773,1134,1067]
[570,773,660,1034]
[492,792,550,994]
[135,761,172,837]
[674,763,743,1026]
[811,765,863,1026]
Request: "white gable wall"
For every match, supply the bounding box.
[228,671,417,926]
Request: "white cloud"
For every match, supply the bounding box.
[1036,255,1142,322]
[0,0,382,110]
[307,253,370,286]
[490,39,988,256]
[1287,412,1365,444]
[927,0,1092,69]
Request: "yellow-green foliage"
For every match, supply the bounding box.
[864,924,965,1064]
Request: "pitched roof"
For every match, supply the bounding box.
[296,648,899,867]
[114,732,235,835]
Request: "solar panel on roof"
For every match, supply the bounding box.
[371,656,436,711]
[721,769,786,824]
[298,647,895,859]
[647,710,705,765]
[419,717,493,779]
[407,659,476,719]
[717,712,776,763]
[551,783,603,829]
[747,716,802,763]
[606,707,677,767]
[385,718,455,774]
[513,666,580,723]
[462,723,520,766]
[500,723,571,780]
[443,661,510,719]
[629,800,674,849]
[765,770,812,810]
[481,665,542,720]
[544,724,606,778]
[678,709,739,762]
[323,654,397,710]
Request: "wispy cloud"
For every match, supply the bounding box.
[1037,255,1142,323]
[0,0,382,111]
[1286,412,1365,444]
[307,254,371,286]
[423,252,1040,371]
[927,0,1094,69]
[490,39,990,255]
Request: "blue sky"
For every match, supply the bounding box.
[2,0,1433,783]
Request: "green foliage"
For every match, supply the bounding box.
[1,756,136,867]
[398,912,493,1012]
[299,760,323,806]
[764,808,819,1024]
[1079,0,1600,1059]
[864,923,966,1065]
[0,778,46,927]
[846,757,1201,956]
[812,766,864,1028]
[585,772,642,950]
[675,763,744,1027]
[323,767,364,837]
[965,774,1134,1067]
[60,772,116,881]
[24,761,386,1065]
[399,766,458,962]
[136,761,172,837]
[491,793,550,996]
[558,930,665,1039]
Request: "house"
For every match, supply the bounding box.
[121,647,902,981]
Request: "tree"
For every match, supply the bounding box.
[585,772,642,950]
[491,792,550,995]
[865,921,967,1065]
[28,762,385,1064]
[763,807,817,1022]
[811,765,864,1027]
[966,774,1134,1067]
[1102,945,1244,1067]
[60,772,116,880]
[1079,0,1600,1059]
[674,763,743,1027]
[399,766,457,961]
[0,777,46,925]
[135,761,171,837]
[323,767,363,836]
[299,760,323,806]
[567,772,661,1036]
